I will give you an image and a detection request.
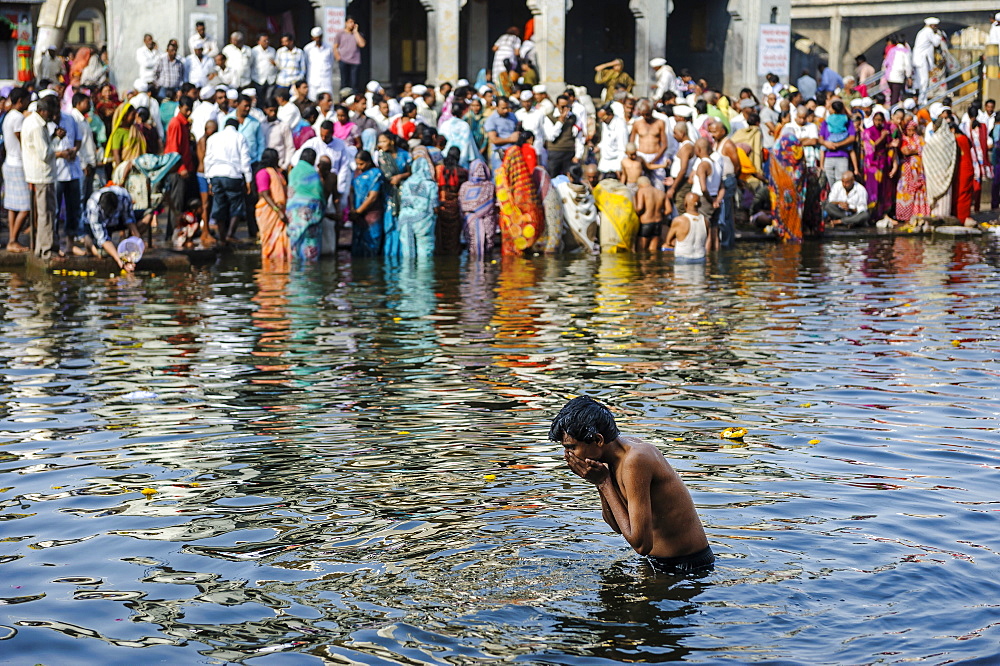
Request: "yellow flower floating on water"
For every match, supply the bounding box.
[140,488,158,498]
[720,427,747,440]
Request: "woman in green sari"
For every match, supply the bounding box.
[105,102,146,167]
[463,98,488,158]
[285,149,325,262]
[376,131,412,260]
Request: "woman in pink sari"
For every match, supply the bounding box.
[895,121,930,222]
[333,105,359,146]
[863,112,892,218]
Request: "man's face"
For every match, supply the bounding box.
[264,105,277,120]
[842,172,855,189]
[167,44,177,58]
[77,98,92,114]
[180,104,192,119]
[259,35,269,49]
[320,127,332,142]
[598,109,611,125]
[281,36,292,49]
[987,102,996,114]
[215,91,227,108]
[237,99,251,116]
[795,112,808,126]
[345,18,356,32]
[556,99,568,113]
[319,95,331,112]
[767,94,776,107]
[298,83,309,98]
[560,433,603,462]
[496,100,509,117]
[354,98,367,114]
[197,25,206,37]
[215,54,226,67]
[144,35,153,48]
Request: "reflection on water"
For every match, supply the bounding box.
[2,238,1000,664]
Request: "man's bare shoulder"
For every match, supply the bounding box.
[619,436,671,469]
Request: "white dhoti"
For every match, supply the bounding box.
[637,151,666,190]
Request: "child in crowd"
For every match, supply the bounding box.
[634,176,669,252]
[172,198,204,250]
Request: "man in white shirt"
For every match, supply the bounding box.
[261,99,295,170]
[222,32,253,89]
[313,92,336,131]
[136,34,161,85]
[21,95,66,258]
[596,104,629,176]
[292,122,354,205]
[190,21,219,59]
[989,13,1000,46]
[824,170,870,227]
[275,88,303,126]
[54,96,83,247]
[913,17,945,103]
[2,88,31,252]
[209,53,239,89]
[305,27,334,101]
[516,90,548,166]
[185,41,212,88]
[532,85,554,116]
[69,92,97,210]
[251,33,277,102]
[650,58,676,101]
[191,86,221,141]
[204,118,252,242]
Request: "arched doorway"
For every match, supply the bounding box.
[65,4,105,48]
[566,0,635,97]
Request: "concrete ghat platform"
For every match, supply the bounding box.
[0,248,219,272]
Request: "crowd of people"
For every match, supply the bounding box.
[0,15,994,271]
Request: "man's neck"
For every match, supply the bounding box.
[598,438,628,467]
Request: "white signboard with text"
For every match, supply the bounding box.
[758,24,790,79]
[324,7,346,47]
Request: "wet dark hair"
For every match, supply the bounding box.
[567,163,584,184]
[99,191,119,217]
[548,396,620,445]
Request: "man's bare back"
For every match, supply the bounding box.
[551,397,712,565]
[635,184,666,225]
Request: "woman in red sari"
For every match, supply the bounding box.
[953,125,975,222]
[965,115,991,215]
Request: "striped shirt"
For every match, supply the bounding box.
[276,46,305,88]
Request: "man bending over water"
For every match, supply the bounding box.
[550,396,714,573]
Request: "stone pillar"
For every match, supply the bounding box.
[739,0,763,92]
[432,0,460,83]
[828,9,844,75]
[425,3,438,83]
[464,0,488,81]
[34,0,66,71]
[370,0,391,82]
[532,0,565,92]
[629,0,668,98]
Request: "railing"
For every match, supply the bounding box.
[924,60,982,109]
[860,69,883,91]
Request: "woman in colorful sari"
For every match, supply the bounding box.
[463,98,488,158]
[95,84,120,136]
[895,121,931,223]
[459,160,498,258]
[398,148,439,258]
[350,150,384,257]
[435,146,468,255]
[767,134,806,243]
[531,166,564,253]
[496,58,518,99]
[376,131,412,260]
[593,178,639,253]
[333,105,359,146]
[285,149,325,262]
[862,111,892,218]
[494,145,544,255]
[255,148,291,268]
[105,103,146,167]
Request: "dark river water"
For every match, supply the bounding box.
[2,237,999,665]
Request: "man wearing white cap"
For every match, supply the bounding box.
[990,13,1000,46]
[305,27,334,101]
[516,90,548,165]
[186,39,212,89]
[526,85,550,116]
[650,58,676,101]
[913,18,944,103]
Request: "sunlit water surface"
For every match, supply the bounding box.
[2,238,999,664]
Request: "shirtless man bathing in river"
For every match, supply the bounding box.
[550,396,714,573]
[630,99,669,188]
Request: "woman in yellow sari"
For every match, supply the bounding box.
[255,149,291,268]
[593,178,639,252]
[105,102,146,167]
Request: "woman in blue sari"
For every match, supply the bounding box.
[350,150,384,257]
[286,149,325,261]
[398,148,438,258]
[376,131,412,260]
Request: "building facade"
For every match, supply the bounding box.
[32,0,788,97]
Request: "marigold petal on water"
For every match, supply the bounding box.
[720,427,747,440]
